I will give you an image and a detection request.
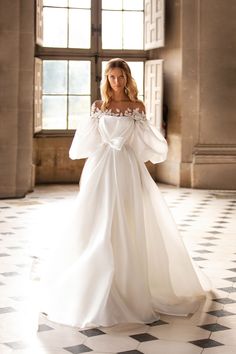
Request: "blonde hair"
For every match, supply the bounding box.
[100,58,138,110]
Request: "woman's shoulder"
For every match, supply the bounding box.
[132,100,146,114]
[91,100,103,112]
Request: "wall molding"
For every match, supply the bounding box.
[191,144,236,189]
[193,144,236,164]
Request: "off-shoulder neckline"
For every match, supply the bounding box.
[91,107,147,121]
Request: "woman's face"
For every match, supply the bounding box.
[107,68,127,93]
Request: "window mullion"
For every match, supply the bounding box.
[91,0,101,104]
[34,58,43,133]
[36,0,43,45]
[91,0,100,53]
[96,0,102,54]
[67,60,69,129]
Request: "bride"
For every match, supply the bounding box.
[39,58,211,329]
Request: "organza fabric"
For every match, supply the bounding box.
[39,107,211,329]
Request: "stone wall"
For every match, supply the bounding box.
[33,136,157,183]
[33,136,83,183]
[0,0,34,198]
[149,0,182,186]
[151,0,236,189]
[189,0,236,189]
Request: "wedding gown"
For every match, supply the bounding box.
[39,106,210,329]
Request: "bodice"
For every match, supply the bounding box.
[91,108,147,151]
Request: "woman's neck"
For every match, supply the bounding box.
[111,92,129,102]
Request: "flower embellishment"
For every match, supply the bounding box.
[91,106,147,121]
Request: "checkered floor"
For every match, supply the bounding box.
[0,184,236,354]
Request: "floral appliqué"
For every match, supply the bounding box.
[91,107,147,122]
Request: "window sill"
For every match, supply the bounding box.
[34,130,75,138]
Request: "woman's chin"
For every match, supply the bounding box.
[112,87,123,92]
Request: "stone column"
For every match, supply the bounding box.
[0,0,34,198]
[181,0,236,189]
[151,0,236,189]
[149,0,182,186]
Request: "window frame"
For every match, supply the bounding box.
[34,0,165,135]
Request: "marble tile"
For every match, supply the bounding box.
[202,345,236,354]
[139,339,202,354]
[0,344,12,354]
[86,335,138,352]
[130,333,157,342]
[103,323,150,336]
[189,338,223,348]
[149,323,209,341]
[211,329,236,346]
[0,184,236,353]
[64,344,92,353]
[37,330,85,348]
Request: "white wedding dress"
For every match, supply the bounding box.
[39,106,210,329]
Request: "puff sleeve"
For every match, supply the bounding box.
[69,105,102,160]
[131,117,168,164]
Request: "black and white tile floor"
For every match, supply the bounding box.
[0,184,236,354]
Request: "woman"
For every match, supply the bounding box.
[39,58,211,329]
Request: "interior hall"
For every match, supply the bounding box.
[0,1,236,354]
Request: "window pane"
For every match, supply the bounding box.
[69,0,91,8]
[102,0,122,10]
[69,61,90,94]
[43,96,67,129]
[127,61,144,96]
[43,61,67,94]
[123,12,143,49]
[102,11,122,49]
[68,96,90,129]
[69,9,90,48]
[43,8,67,47]
[123,0,144,10]
[44,0,68,7]
[42,60,92,129]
